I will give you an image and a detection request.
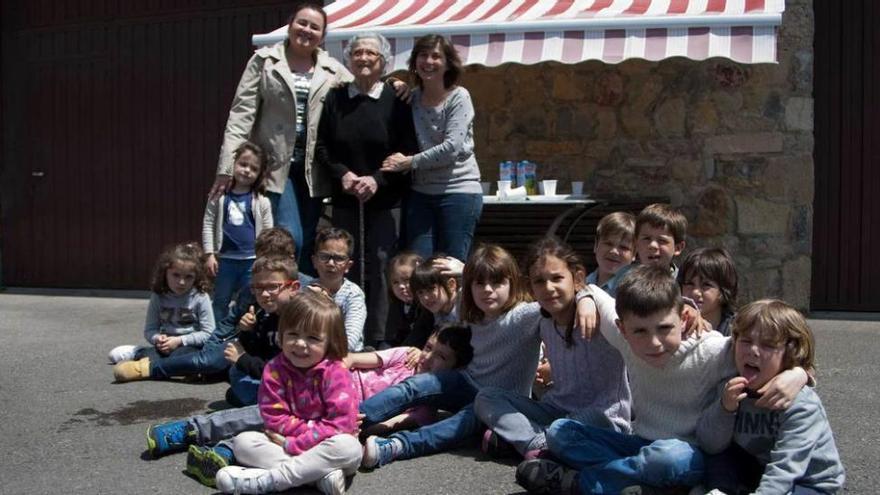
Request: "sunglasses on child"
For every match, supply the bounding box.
[250,281,293,295]
[315,252,350,264]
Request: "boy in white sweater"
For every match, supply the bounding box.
[516,266,809,495]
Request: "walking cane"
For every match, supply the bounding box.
[358,199,365,286]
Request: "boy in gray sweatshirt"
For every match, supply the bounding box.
[698,299,845,494]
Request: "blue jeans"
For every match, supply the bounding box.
[148,337,229,379]
[405,191,482,262]
[359,370,480,459]
[266,177,304,259]
[290,161,325,277]
[212,258,254,322]
[547,418,705,494]
[228,365,261,406]
[189,405,264,446]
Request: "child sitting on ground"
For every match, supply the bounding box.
[476,237,631,460]
[382,251,424,348]
[110,243,215,375]
[700,300,845,494]
[214,290,360,495]
[516,266,810,494]
[202,141,273,321]
[310,227,366,352]
[111,229,299,383]
[586,212,636,297]
[223,256,301,407]
[399,254,463,349]
[679,247,738,336]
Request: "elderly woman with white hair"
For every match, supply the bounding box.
[315,32,419,349]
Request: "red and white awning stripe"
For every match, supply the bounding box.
[253,0,784,67]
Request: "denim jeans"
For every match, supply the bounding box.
[228,365,261,406]
[405,191,482,262]
[266,177,304,259]
[474,386,569,455]
[359,370,479,459]
[290,162,325,277]
[147,338,229,379]
[547,418,705,494]
[212,258,254,322]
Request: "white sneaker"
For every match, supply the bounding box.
[108,345,141,364]
[215,466,274,494]
[315,469,346,495]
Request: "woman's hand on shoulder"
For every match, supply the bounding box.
[387,77,412,103]
[381,152,412,173]
[432,257,464,277]
[208,175,233,201]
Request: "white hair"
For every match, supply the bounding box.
[343,32,393,74]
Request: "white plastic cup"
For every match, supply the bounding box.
[480,181,491,195]
[571,181,584,196]
[497,180,512,198]
[542,180,558,196]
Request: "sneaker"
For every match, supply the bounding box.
[361,436,402,469]
[515,459,579,495]
[215,466,274,494]
[315,469,346,495]
[108,345,142,364]
[523,448,549,461]
[113,357,150,382]
[186,445,233,487]
[481,428,517,458]
[225,387,245,408]
[146,420,195,458]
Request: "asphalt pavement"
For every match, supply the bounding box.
[0,293,876,494]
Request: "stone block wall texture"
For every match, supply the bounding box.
[457,1,814,309]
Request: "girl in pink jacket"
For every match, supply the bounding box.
[215,290,360,494]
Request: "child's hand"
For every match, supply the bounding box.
[432,257,465,277]
[156,335,182,354]
[575,296,598,340]
[722,376,748,412]
[681,305,709,338]
[405,347,421,369]
[205,254,219,277]
[265,430,285,447]
[224,341,245,364]
[535,359,553,387]
[237,306,257,332]
[756,366,808,410]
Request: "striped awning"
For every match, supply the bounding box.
[253,0,784,68]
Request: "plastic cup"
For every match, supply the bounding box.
[480,181,491,195]
[542,180,558,196]
[571,181,584,196]
[497,180,512,198]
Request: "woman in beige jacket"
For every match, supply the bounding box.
[210,1,351,275]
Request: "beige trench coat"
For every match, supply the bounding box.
[216,42,353,197]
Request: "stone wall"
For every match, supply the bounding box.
[458,1,814,308]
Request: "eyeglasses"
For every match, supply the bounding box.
[315,252,349,264]
[250,281,292,295]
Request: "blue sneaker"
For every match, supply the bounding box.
[361,436,403,469]
[186,444,234,487]
[146,420,195,458]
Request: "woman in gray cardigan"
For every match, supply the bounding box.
[381,34,483,262]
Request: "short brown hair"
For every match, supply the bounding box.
[461,244,530,323]
[150,242,210,294]
[678,247,738,312]
[596,212,636,243]
[232,141,269,194]
[636,204,688,244]
[315,227,354,257]
[276,290,349,361]
[255,227,296,259]
[731,299,815,372]
[615,265,684,319]
[252,255,298,280]
[408,34,462,89]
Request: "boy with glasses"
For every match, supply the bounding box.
[310,227,366,353]
[222,256,300,406]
